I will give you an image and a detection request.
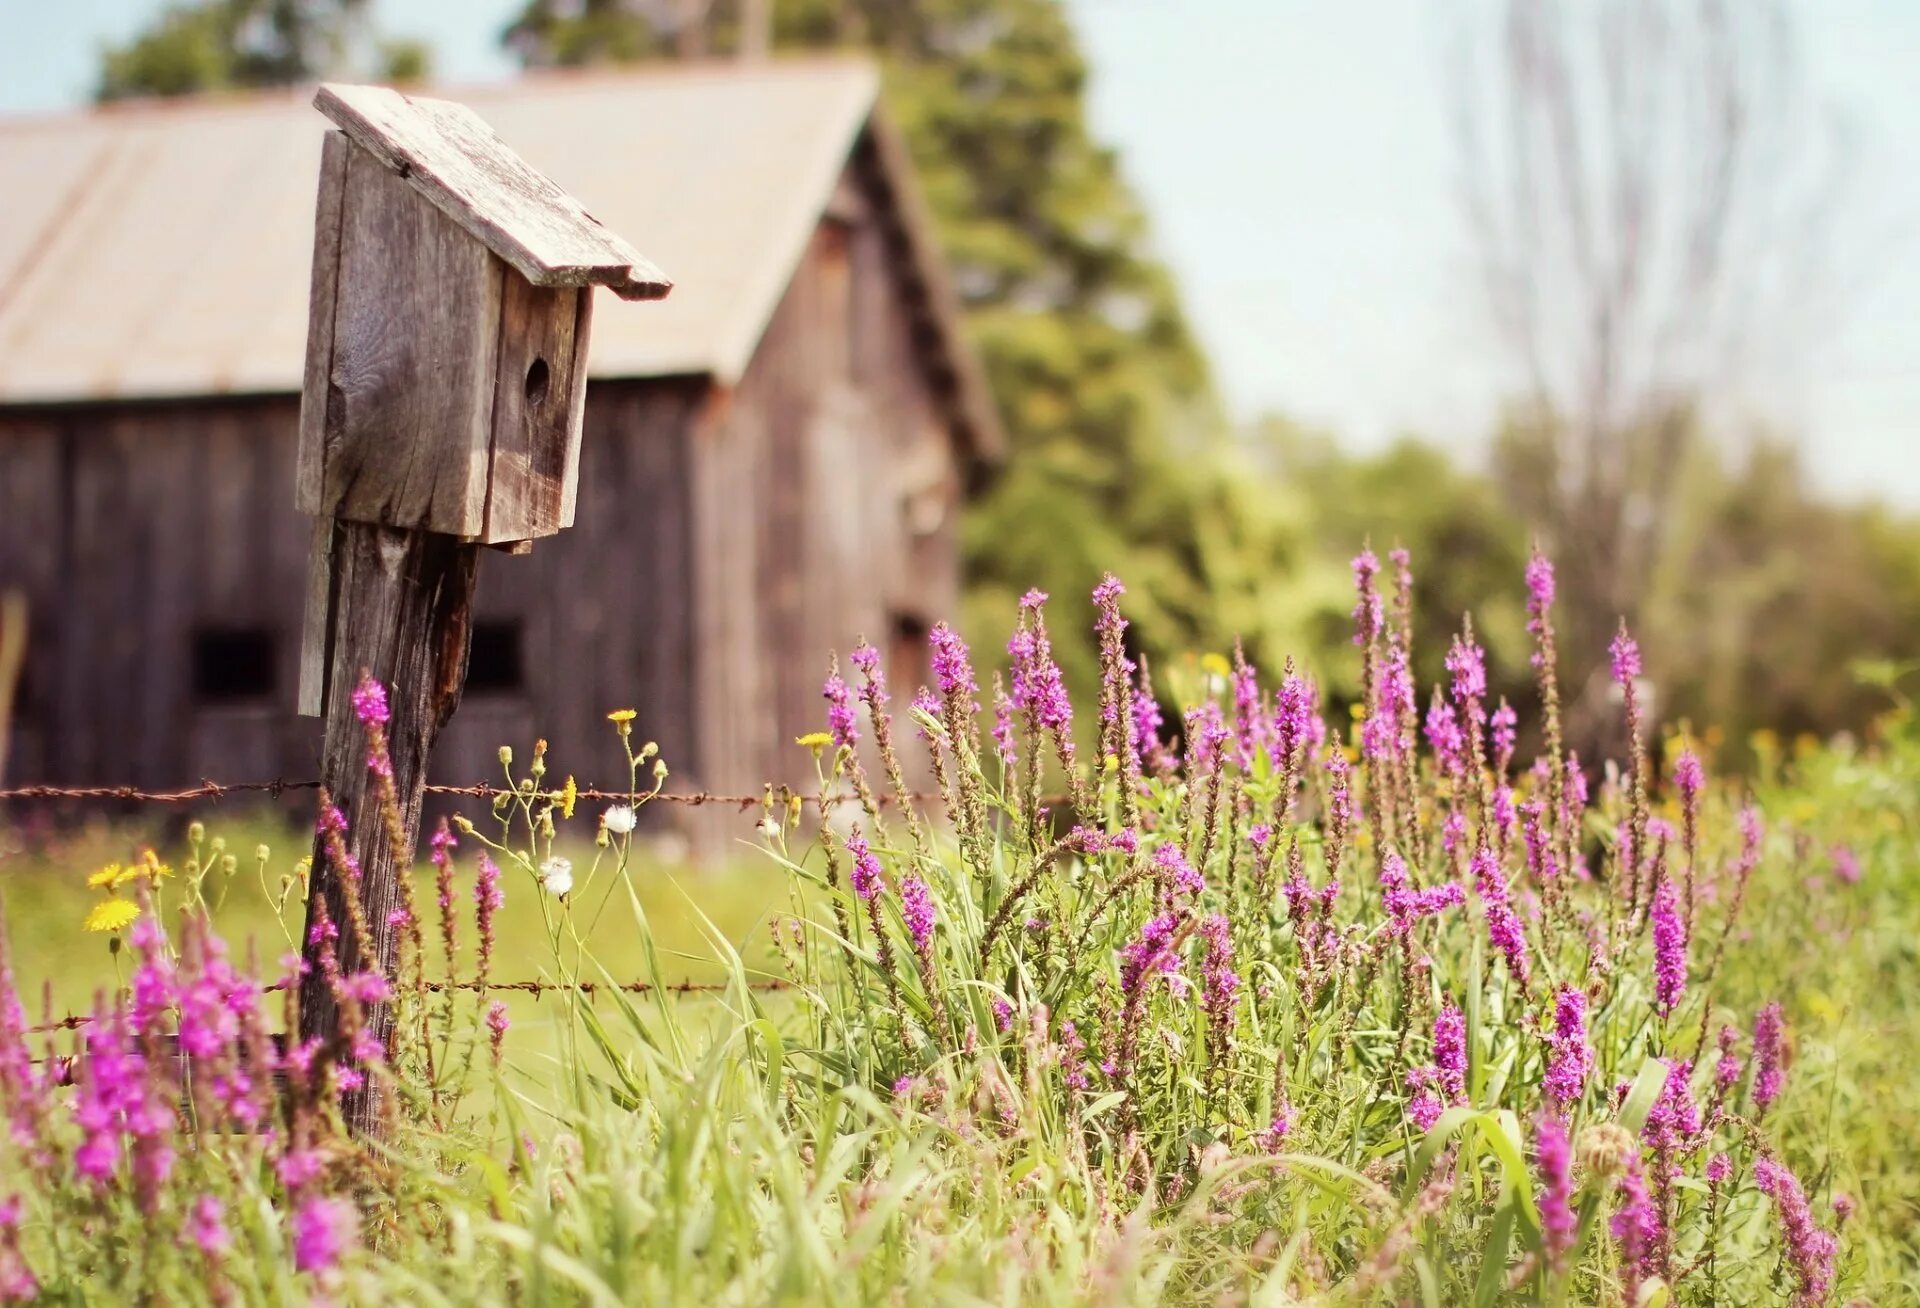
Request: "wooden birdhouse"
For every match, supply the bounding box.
[294,83,671,547]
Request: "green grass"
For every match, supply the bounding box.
[0,807,792,1018]
[3,706,1916,1304]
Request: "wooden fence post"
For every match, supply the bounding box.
[292,83,669,1133]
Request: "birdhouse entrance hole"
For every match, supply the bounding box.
[524,356,550,406]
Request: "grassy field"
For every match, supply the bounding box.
[0,804,799,1071]
[1,608,1916,1303]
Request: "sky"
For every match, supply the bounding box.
[4,0,1917,505]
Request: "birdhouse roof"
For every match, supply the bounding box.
[313,82,670,302]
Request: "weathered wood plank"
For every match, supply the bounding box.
[480,280,584,543]
[297,516,338,717]
[558,287,594,531]
[295,131,350,516]
[321,147,502,536]
[314,84,672,302]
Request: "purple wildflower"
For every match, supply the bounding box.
[1754,1157,1838,1307]
[1364,646,1412,761]
[1535,1114,1576,1272]
[1260,1103,1295,1153]
[1830,844,1861,885]
[1446,633,1487,708]
[1119,914,1183,999]
[910,687,941,743]
[349,675,389,727]
[188,1194,230,1255]
[991,997,1014,1033]
[1673,751,1704,800]
[1184,700,1229,770]
[1131,664,1166,770]
[1472,846,1532,988]
[1153,842,1206,901]
[1609,629,1642,686]
[1542,985,1593,1111]
[1433,1002,1468,1102]
[1713,1025,1743,1095]
[1351,549,1383,645]
[1197,913,1238,1029]
[1520,801,1559,885]
[1406,1067,1445,1132]
[928,622,978,709]
[1060,1020,1090,1092]
[1008,598,1073,735]
[1611,1155,1661,1297]
[1379,852,1465,936]
[1753,1001,1787,1113]
[485,1000,510,1064]
[844,828,885,902]
[1651,876,1688,1017]
[1525,553,1556,628]
[1274,670,1314,763]
[1706,1152,1731,1184]
[990,685,1016,769]
[291,1196,357,1275]
[900,874,935,958]
[1643,1059,1701,1178]
[1490,699,1517,773]
[822,670,858,750]
[1424,688,1465,777]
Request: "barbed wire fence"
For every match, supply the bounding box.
[0,775,908,1034]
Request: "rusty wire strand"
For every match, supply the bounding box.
[25,976,794,1036]
[0,780,967,808]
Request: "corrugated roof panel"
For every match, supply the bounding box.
[0,61,880,404]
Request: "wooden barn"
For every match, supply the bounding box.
[0,61,1003,831]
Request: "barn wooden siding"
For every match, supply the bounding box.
[0,152,963,841]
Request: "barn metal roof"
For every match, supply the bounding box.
[0,60,1003,462]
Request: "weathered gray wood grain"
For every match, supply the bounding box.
[299,519,479,1135]
[321,146,501,536]
[314,83,672,302]
[295,131,350,516]
[480,278,585,543]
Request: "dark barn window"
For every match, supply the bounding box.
[467,620,525,695]
[192,627,277,703]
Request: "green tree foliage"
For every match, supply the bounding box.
[503,0,1306,705]
[96,0,429,102]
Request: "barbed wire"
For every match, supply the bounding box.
[23,975,795,1036]
[0,779,951,808]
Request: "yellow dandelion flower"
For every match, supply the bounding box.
[1199,652,1232,679]
[84,898,141,935]
[559,774,578,820]
[86,863,123,890]
[795,731,833,754]
[607,709,637,723]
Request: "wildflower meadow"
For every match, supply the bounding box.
[0,549,1912,1305]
